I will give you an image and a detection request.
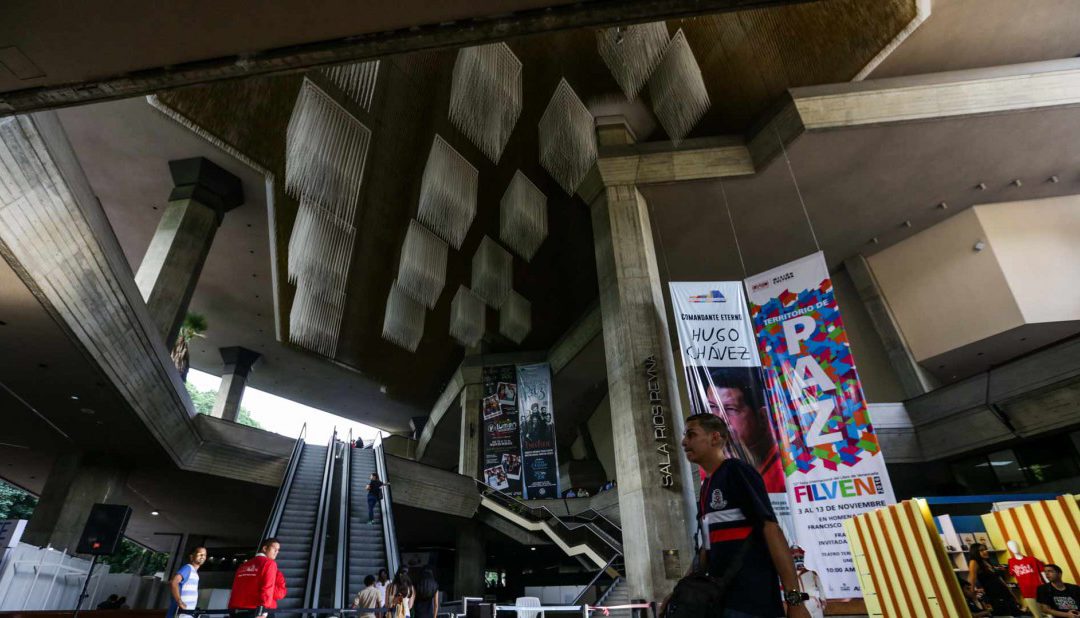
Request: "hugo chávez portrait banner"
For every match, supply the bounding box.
[668,282,794,538]
[516,362,559,499]
[744,251,895,599]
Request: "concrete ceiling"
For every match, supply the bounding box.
[56,97,419,433]
[868,0,1080,79]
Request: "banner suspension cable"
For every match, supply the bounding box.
[774,126,821,252]
[719,178,748,278]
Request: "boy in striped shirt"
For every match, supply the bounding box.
[169,547,207,618]
[681,414,808,618]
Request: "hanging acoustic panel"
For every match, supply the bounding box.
[287,198,356,293]
[285,78,372,221]
[449,285,486,347]
[417,135,478,249]
[499,171,547,261]
[396,219,448,309]
[381,280,426,353]
[499,290,531,345]
[449,43,523,163]
[538,79,597,195]
[648,29,710,146]
[322,60,380,111]
[472,235,512,309]
[597,22,670,101]
[289,279,347,359]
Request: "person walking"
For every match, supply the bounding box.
[366,473,389,525]
[168,547,207,618]
[968,542,1023,616]
[411,569,439,618]
[353,575,383,618]
[678,413,810,618]
[374,569,390,607]
[228,539,282,618]
[387,568,414,618]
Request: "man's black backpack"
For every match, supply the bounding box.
[663,529,754,618]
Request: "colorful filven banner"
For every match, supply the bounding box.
[481,365,523,497]
[517,362,560,499]
[744,252,895,599]
[668,282,793,537]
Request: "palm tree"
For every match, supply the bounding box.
[172,312,207,381]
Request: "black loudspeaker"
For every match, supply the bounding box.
[76,503,132,555]
[465,602,494,618]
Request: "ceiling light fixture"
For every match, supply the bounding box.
[648,29,710,146]
[597,22,669,101]
[417,135,478,249]
[448,43,523,164]
[538,79,597,195]
[975,182,987,190]
[1011,179,1022,187]
[150,511,160,516]
[381,280,426,353]
[1049,175,1060,183]
[937,202,948,210]
[397,220,448,309]
[449,286,486,347]
[472,236,513,309]
[500,291,532,345]
[500,171,548,261]
[322,60,381,111]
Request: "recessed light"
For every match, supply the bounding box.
[902,221,912,228]
[1011,179,1022,187]
[975,182,987,190]
[70,395,79,401]
[80,408,95,415]
[1049,175,1060,183]
[937,202,948,210]
[150,511,160,516]
[530,547,536,551]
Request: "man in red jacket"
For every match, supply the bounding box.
[229,539,282,618]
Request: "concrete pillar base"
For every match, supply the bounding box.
[454,520,486,598]
[22,453,129,553]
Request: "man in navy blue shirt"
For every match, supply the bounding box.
[681,413,808,618]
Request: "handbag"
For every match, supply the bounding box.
[663,521,755,618]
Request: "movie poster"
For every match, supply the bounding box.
[668,282,793,538]
[516,362,559,499]
[745,252,896,599]
[482,365,523,497]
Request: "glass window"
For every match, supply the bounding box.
[986,449,1026,489]
[951,454,1000,492]
[1015,435,1080,485]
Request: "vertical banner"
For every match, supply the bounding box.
[668,282,793,537]
[482,365,523,497]
[516,362,560,499]
[745,252,895,599]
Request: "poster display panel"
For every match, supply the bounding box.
[668,282,793,537]
[481,365,523,497]
[745,251,895,598]
[517,362,560,499]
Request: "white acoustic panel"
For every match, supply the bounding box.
[449,43,523,163]
[499,171,547,261]
[417,135,478,249]
[289,280,346,358]
[472,235,512,309]
[381,280,426,353]
[648,29,710,146]
[285,78,372,221]
[597,22,670,101]
[322,60,380,111]
[538,79,597,195]
[396,219,448,309]
[499,290,531,345]
[287,199,356,292]
[450,285,486,347]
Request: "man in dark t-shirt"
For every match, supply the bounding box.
[681,413,809,618]
[1038,564,1080,617]
[366,473,388,524]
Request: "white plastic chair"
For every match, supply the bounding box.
[514,596,544,618]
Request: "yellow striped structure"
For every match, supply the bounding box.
[843,499,970,617]
[981,494,1080,584]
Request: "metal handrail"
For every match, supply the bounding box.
[475,480,623,559]
[335,429,352,607]
[306,428,338,611]
[373,432,400,575]
[261,422,307,544]
[570,555,620,605]
[594,576,623,607]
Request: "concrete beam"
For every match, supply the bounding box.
[0,0,818,116]
[211,346,261,422]
[384,454,481,518]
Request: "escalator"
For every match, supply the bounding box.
[261,427,336,612]
[344,446,387,598]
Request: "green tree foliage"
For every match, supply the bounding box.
[101,538,168,575]
[0,480,37,520]
[184,381,263,430]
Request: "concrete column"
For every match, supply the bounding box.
[582,159,695,601]
[211,346,261,422]
[458,366,483,479]
[135,157,244,346]
[454,520,486,598]
[23,453,129,553]
[843,255,937,398]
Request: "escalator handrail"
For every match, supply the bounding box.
[373,433,399,576]
[306,428,338,610]
[261,422,308,544]
[336,429,352,608]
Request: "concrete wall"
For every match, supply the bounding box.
[832,266,907,402]
[584,395,616,481]
[868,208,1024,361]
[975,196,1080,324]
